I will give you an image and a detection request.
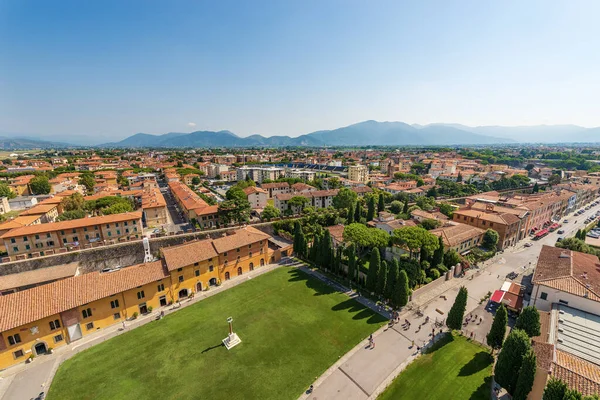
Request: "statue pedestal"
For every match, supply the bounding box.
[222,332,242,350]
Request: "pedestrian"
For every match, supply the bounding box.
[470,331,474,339]
[369,334,373,342]
[306,385,314,395]
[411,340,415,348]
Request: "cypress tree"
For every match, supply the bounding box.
[403,200,409,214]
[494,329,531,395]
[420,246,430,264]
[432,236,444,267]
[297,229,307,259]
[376,260,388,296]
[346,243,357,282]
[446,286,468,330]
[347,203,355,224]
[542,378,568,400]
[393,269,409,308]
[367,196,376,221]
[515,306,541,338]
[334,246,342,275]
[366,248,380,293]
[486,304,508,350]
[378,193,385,212]
[514,348,537,400]
[385,259,399,300]
[293,222,301,254]
[354,201,362,222]
[320,230,333,269]
[310,233,320,263]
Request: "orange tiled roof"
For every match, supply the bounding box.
[0,261,167,332]
[212,226,270,254]
[430,223,485,248]
[161,240,218,271]
[0,212,142,239]
[552,350,600,396]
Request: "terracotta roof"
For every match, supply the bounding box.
[0,261,167,332]
[533,246,600,302]
[327,224,345,243]
[291,183,315,192]
[532,341,555,372]
[212,226,270,254]
[162,239,218,271]
[552,350,600,397]
[431,223,485,248]
[533,311,552,344]
[0,263,79,291]
[243,186,267,195]
[168,181,208,212]
[261,182,289,189]
[141,187,166,209]
[454,208,522,225]
[19,203,59,215]
[0,212,142,239]
[0,215,41,230]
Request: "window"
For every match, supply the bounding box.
[72,229,76,234]
[177,268,182,272]
[106,224,110,228]
[540,292,548,301]
[35,234,40,240]
[237,248,240,253]
[157,283,165,292]
[10,238,15,244]
[124,221,128,226]
[46,233,51,238]
[84,227,88,232]
[113,313,121,320]
[72,236,78,242]
[110,300,119,309]
[125,229,129,233]
[108,231,112,237]
[82,308,92,318]
[7,334,21,345]
[178,275,184,283]
[559,299,569,305]
[85,235,89,240]
[209,265,214,272]
[13,350,24,359]
[115,223,119,227]
[116,230,121,235]
[249,252,252,258]
[60,230,65,235]
[248,244,252,249]
[23,236,28,242]
[224,252,227,257]
[134,227,137,232]
[25,244,30,250]
[49,319,61,330]
[194,262,199,266]
[137,291,145,299]
[12,246,18,252]
[53,334,64,343]
[86,322,94,330]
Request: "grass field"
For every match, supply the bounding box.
[378,334,493,400]
[48,267,386,400]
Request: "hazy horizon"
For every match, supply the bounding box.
[2,1,600,144]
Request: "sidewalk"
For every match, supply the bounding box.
[0,259,296,400]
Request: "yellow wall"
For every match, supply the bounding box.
[121,278,172,318]
[170,259,219,300]
[77,295,126,336]
[0,314,68,369]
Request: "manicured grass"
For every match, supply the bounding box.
[378,334,493,400]
[48,267,386,400]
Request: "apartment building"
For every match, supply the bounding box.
[0,212,143,259]
[141,187,168,227]
[274,189,338,214]
[348,165,369,183]
[285,168,316,181]
[168,181,219,229]
[431,223,485,254]
[261,182,291,199]
[243,186,268,210]
[452,205,523,250]
[236,166,285,184]
[0,226,291,370]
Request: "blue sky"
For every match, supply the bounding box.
[1,0,599,144]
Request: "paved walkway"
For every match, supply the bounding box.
[0,259,298,400]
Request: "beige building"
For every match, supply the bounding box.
[141,188,168,227]
[243,186,268,210]
[348,165,369,183]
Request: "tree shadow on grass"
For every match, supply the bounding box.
[458,351,494,376]
[287,269,338,296]
[332,298,366,313]
[469,375,493,400]
[423,332,454,354]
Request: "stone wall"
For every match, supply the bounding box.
[0,223,277,276]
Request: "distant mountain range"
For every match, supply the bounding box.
[2,121,600,149]
[102,120,516,148]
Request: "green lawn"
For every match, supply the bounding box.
[48,267,386,400]
[379,334,493,400]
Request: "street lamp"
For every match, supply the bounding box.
[222,316,241,350]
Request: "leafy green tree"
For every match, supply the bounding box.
[378,194,385,213]
[494,329,532,395]
[390,200,403,214]
[61,193,85,211]
[333,187,358,210]
[437,202,455,218]
[56,209,86,221]
[29,175,51,195]
[543,378,568,400]
[343,223,389,251]
[366,196,376,221]
[0,182,16,199]
[78,174,95,194]
[376,260,388,296]
[420,218,440,230]
[532,182,540,193]
[261,204,281,221]
[288,196,309,213]
[444,249,461,269]
[446,286,468,330]
[393,269,409,308]
[487,304,508,350]
[191,176,201,185]
[514,348,537,400]
[366,248,380,293]
[548,174,562,186]
[391,226,439,258]
[515,306,541,338]
[483,229,500,250]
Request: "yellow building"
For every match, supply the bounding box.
[348,165,369,183]
[0,226,292,370]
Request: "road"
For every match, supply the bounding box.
[157,181,191,233]
[305,197,600,400]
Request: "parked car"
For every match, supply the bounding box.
[557,237,564,242]
[524,242,534,247]
[506,272,518,280]
[557,229,565,234]
[563,220,569,223]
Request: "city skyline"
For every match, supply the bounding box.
[1,0,600,144]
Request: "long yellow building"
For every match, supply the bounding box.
[0,226,291,370]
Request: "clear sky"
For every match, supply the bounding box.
[1,0,599,144]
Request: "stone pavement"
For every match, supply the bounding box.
[0,259,296,400]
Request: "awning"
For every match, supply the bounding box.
[501,282,512,292]
[535,229,549,237]
[490,290,505,303]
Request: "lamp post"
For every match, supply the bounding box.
[227,317,233,336]
[223,316,241,350]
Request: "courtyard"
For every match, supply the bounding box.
[47,267,386,400]
[378,334,493,400]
